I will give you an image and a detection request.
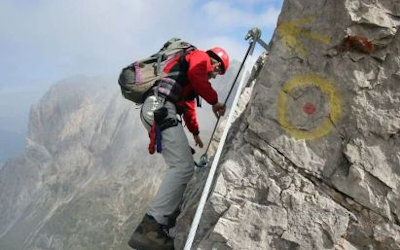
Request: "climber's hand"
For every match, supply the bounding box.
[193,135,204,148]
[212,102,226,118]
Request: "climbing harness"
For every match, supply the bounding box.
[147,92,180,155]
[184,27,269,249]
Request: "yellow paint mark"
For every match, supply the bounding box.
[277,17,331,58]
[278,74,341,140]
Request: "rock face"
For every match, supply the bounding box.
[175,0,400,249]
[1,1,400,248]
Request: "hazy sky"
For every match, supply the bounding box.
[0,0,283,133]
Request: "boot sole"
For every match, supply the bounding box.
[128,236,174,250]
[128,238,153,250]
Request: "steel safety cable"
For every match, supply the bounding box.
[183,37,257,250]
[202,39,255,157]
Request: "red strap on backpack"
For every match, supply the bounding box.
[148,122,156,154]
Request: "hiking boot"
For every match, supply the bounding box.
[166,209,180,230]
[128,214,174,250]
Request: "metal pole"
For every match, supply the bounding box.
[198,28,262,167]
[183,28,260,250]
[203,39,255,156]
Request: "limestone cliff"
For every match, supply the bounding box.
[175,0,400,249]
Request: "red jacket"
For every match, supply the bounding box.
[163,50,218,135]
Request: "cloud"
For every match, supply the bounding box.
[200,1,281,29]
[0,0,283,135]
[0,0,282,89]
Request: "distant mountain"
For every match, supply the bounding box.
[0,60,241,249]
[0,75,164,250]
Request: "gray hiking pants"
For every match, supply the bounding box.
[140,95,194,225]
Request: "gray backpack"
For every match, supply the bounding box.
[118,38,196,104]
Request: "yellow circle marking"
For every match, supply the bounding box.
[278,74,341,140]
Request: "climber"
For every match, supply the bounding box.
[128,46,230,250]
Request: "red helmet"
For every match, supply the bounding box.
[206,47,230,74]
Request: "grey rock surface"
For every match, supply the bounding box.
[176,0,400,249]
[1,1,400,248]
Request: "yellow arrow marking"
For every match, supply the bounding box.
[277,17,331,58]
